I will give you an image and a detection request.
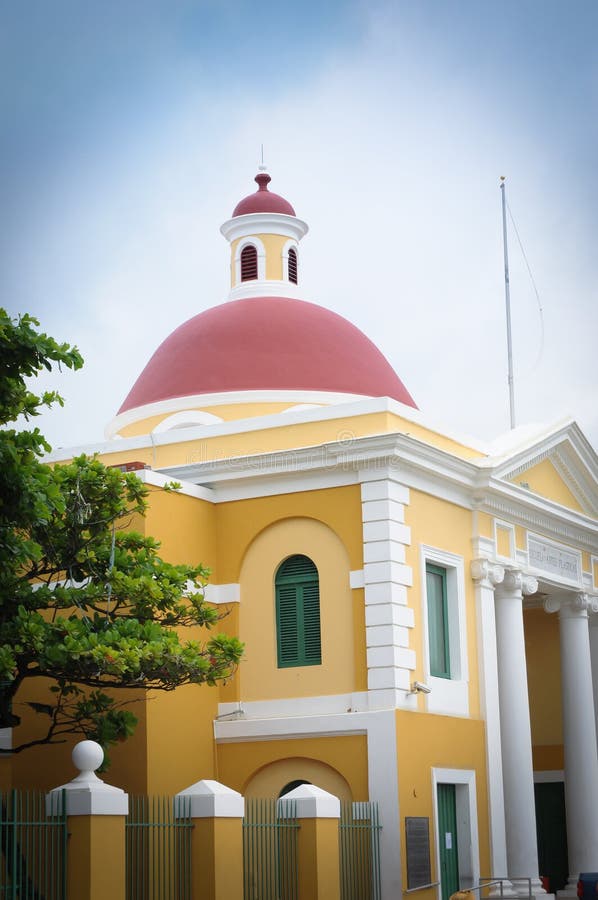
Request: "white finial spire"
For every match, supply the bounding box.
[258,143,267,172]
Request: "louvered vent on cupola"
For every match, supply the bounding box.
[275,555,321,668]
[241,244,258,281]
[288,247,298,284]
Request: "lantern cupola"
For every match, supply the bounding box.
[220,171,309,301]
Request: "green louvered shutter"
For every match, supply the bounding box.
[277,584,299,665]
[426,563,450,678]
[276,555,321,668]
[301,581,321,663]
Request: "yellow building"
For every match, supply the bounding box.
[20,172,598,899]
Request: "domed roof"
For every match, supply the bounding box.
[118,297,416,414]
[232,173,296,217]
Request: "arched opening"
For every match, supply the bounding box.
[278,779,311,799]
[241,244,258,281]
[288,247,298,283]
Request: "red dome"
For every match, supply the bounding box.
[232,173,296,217]
[118,297,417,414]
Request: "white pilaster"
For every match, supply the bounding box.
[544,593,598,897]
[494,570,544,893]
[471,559,515,895]
[360,469,415,708]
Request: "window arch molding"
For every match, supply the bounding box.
[237,516,354,696]
[282,239,299,284]
[234,236,266,284]
[275,554,321,668]
[152,409,224,433]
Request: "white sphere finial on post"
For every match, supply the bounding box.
[46,739,128,816]
[71,740,104,783]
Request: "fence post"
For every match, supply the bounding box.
[175,779,244,900]
[280,784,341,900]
[46,740,128,900]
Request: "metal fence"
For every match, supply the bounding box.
[125,795,193,900]
[0,789,67,900]
[243,798,299,900]
[339,801,382,900]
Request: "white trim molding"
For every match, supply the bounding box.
[431,768,480,896]
[282,238,299,283]
[533,770,564,783]
[420,545,469,717]
[152,410,224,432]
[204,584,240,605]
[234,235,266,284]
[220,212,309,243]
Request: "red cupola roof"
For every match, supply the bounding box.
[232,173,296,217]
[118,297,416,414]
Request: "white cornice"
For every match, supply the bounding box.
[156,431,597,547]
[220,212,309,243]
[104,391,377,439]
[227,281,305,301]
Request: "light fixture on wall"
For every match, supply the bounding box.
[408,681,432,695]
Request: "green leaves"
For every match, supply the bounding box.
[0,308,244,761]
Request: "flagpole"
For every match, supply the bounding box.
[500,176,516,429]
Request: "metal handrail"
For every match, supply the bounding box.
[479,876,532,900]
[403,875,533,899]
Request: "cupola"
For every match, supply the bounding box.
[220,171,309,301]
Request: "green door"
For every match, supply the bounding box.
[534,781,568,893]
[437,784,459,900]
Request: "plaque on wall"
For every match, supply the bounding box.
[406,816,431,890]
[528,534,581,584]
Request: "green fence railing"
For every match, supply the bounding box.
[340,801,382,900]
[0,789,67,900]
[243,798,299,900]
[126,795,193,900]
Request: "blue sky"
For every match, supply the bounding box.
[2,1,597,450]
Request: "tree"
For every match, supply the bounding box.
[0,309,243,760]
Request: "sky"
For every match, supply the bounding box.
[2,0,597,454]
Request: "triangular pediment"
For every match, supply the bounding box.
[487,420,598,518]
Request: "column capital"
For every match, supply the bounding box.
[471,558,505,587]
[544,592,598,618]
[496,568,538,597]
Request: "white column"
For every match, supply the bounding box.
[471,559,515,894]
[545,593,598,897]
[589,612,598,754]
[494,570,544,894]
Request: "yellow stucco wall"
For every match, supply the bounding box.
[236,516,359,700]
[111,408,483,460]
[524,607,564,766]
[230,233,289,284]
[509,458,584,512]
[396,711,490,898]
[217,734,369,800]
[405,490,480,717]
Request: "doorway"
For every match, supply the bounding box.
[437,784,460,900]
[534,780,568,893]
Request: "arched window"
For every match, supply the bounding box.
[241,244,258,281]
[288,247,298,284]
[275,555,321,668]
